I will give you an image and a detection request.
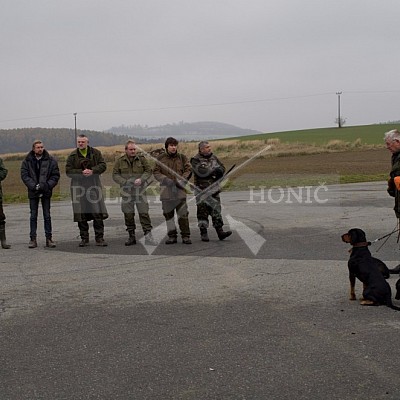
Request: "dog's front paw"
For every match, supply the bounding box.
[349,295,356,301]
[360,299,376,306]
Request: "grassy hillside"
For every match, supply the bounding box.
[235,123,399,145]
[1,123,396,203]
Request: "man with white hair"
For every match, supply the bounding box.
[384,129,400,273]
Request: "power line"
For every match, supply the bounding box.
[1,90,400,125]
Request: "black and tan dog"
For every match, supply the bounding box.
[341,228,400,310]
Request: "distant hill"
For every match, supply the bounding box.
[106,121,261,140]
[0,128,135,154]
[0,122,261,154]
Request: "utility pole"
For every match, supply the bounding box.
[336,92,342,128]
[73,113,77,146]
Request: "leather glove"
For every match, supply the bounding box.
[212,166,224,179]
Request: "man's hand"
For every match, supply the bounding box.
[82,168,93,177]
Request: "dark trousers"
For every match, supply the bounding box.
[78,219,104,240]
[29,196,52,239]
[161,199,190,238]
[0,201,5,226]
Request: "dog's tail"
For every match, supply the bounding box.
[386,295,400,311]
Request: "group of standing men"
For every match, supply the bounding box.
[0,134,232,249]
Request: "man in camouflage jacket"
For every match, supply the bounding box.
[190,141,232,242]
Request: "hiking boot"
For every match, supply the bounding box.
[216,228,232,241]
[46,238,56,248]
[125,231,136,246]
[95,238,108,247]
[165,236,178,244]
[79,238,89,247]
[0,226,10,249]
[182,237,192,244]
[29,238,37,248]
[144,232,157,246]
[200,228,209,242]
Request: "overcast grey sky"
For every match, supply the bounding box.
[1,0,399,134]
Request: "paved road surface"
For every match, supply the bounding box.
[1,182,400,399]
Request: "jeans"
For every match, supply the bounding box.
[29,196,52,239]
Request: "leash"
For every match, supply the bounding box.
[370,224,400,252]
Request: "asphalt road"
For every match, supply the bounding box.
[1,182,400,400]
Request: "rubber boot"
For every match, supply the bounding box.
[200,227,209,242]
[216,227,232,241]
[125,230,136,246]
[0,225,10,249]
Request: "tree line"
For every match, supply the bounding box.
[0,128,135,154]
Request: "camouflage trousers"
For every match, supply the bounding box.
[196,193,224,229]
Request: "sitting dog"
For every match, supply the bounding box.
[341,228,400,310]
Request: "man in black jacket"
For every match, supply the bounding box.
[21,140,60,248]
[190,141,232,242]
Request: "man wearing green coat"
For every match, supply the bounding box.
[66,134,108,247]
[0,157,11,249]
[112,140,156,246]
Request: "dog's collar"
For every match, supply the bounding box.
[351,241,370,248]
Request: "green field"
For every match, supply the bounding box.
[233,123,399,145]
